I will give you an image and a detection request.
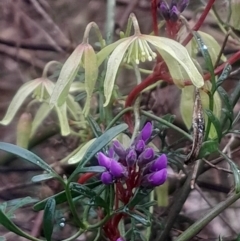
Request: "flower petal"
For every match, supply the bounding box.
[103,37,137,107]
[146,35,204,88]
[0,79,42,125]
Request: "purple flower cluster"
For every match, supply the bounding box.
[158,0,189,22]
[97,122,167,188]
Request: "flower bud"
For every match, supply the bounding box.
[110,160,127,178]
[98,152,111,169]
[141,169,167,188]
[135,139,145,154]
[159,1,170,20]
[149,154,167,172]
[126,149,137,167]
[140,122,153,143]
[112,140,127,159]
[169,5,179,22]
[138,147,155,166]
[101,172,114,185]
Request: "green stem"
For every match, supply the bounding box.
[140,110,192,140]
[62,229,84,241]
[106,107,133,130]
[175,191,240,241]
[65,182,86,229]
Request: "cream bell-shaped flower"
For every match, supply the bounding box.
[97,14,204,107]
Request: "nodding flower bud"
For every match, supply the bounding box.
[141,169,167,188]
[169,5,179,22]
[149,154,167,172]
[140,122,153,143]
[126,149,137,167]
[135,139,145,154]
[112,140,127,159]
[98,152,111,169]
[110,160,127,178]
[101,172,114,185]
[138,147,155,166]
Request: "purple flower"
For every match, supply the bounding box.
[126,149,137,167]
[158,0,189,22]
[143,154,167,175]
[135,139,145,153]
[110,160,127,178]
[138,147,155,166]
[140,122,153,143]
[112,140,127,159]
[98,152,111,169]
[101,172,114,185]
[149,154,167,172]
[116,237,125,241]
[169,5,179,22]
[141,169,167,187]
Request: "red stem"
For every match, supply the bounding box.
[151,0,159,36]
[182,0,216,46]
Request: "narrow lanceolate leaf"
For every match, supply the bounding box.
[55,102,70,136]
[187,31,227,66]
[69,123,128,181]
[0,142,56,174]
[0,79,41,125]
[198,140,218,158]
[32,173,54,183]
[43,198,56,241]
[0,209,32,239]
[49,44,85,107]
[205,109,222,142]
[83,45,98,116]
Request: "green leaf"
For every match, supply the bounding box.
[33,181,101,211]
[86,116,102,137]
[32,173,55,183]
[0,142,56,174]
[0,79,41,125]
[49,44,85,107]
[70,183,108,209]
[216,64,232,89]
[68,138,97,165]
[127,188,152,208]
[69,123,128,180]
[74,92,87,102]
[43,198,56,241]
[0,209,31,239]
[230,81,240,107]
[218,86,233,130]
[198,140,218,158]
[83,45,98,116]
[192,32,215,89]
[123,209,150,226]
[219,150,240,193]
[74,166,106,173]
[55,102,70,136]
[205,109,222,142]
